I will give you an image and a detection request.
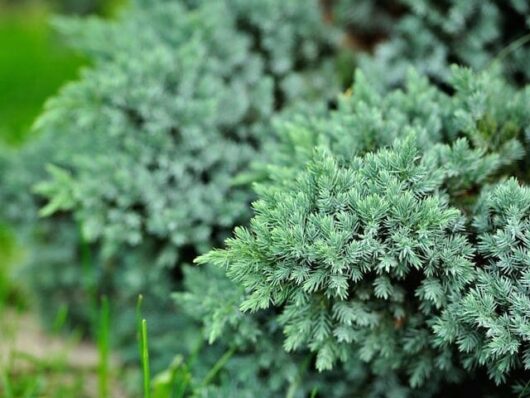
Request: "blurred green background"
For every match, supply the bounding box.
[0,0,125,147]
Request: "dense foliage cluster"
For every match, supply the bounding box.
[267,66,529,192]
[193,68,530,395]
[436,179,530,385]
[35,0,339,262]
[332,0,530,86]
[199,139,475,385]
[1,0,529,396]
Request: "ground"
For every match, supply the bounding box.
[0,308,127,397]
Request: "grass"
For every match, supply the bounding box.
[0,295,134,398]
[98,296,110,398]
[0,224,21,311]
[141,319,151,398]
[137,295,152,398]
[0,225,122,398]
[137,295,196,398]
[0,281,199,398]
[0,310,101,398]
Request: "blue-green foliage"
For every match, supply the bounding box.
[1,0,529,396]
[0,137,85,326]
[0,135,187,371]
[178,265,432,398]
[333,0,530,87]
[35,0,338,263]
[435,179,530,385]
[197,138,475,386]
[267,67,529,195]
[193,68,530,395]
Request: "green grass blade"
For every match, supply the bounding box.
[98,295,110,398]
[52,303,69,334]
[137,295,151,398]
[1,367,13,398]
[78,221,98,336]
[141,319,151,398]
[200,347,236,388]
[519,379,530,398]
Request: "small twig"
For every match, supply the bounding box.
[487,31,530,70]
